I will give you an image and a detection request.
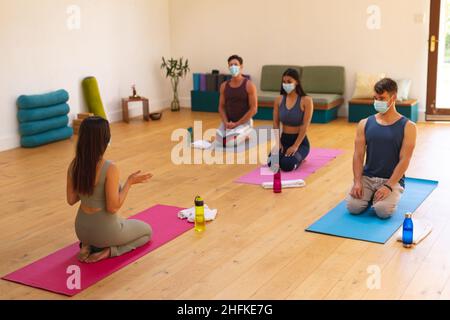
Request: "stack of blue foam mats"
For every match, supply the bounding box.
[17,89,73,148]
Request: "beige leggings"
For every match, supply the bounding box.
[75,208,152,257]
[346,176,404,219]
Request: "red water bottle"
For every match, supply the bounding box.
[273,169,282,193]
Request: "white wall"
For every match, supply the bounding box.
[0,0,171,151]
[169,0,431,119]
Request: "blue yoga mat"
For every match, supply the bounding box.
[306,177,439,244]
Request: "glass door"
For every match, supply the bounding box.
[427,0,450,119]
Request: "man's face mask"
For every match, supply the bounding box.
[229,65,241,77]
[374,95,394,114]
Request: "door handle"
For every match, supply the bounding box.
[430,35,439,53]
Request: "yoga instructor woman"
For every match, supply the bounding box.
[67,117,153,263]
[269,68,313,172]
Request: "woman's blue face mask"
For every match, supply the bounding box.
[283,83,296,94]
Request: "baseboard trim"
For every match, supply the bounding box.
[0,134,21,152]
[426,114,450,121]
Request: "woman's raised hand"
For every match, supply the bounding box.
[127,170,153,185]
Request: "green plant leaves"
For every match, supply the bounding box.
[161,57,190,79]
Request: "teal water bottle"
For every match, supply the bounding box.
[195,196,206,233]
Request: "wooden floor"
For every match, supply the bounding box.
[1,109,450,300]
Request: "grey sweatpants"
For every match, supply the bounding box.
[346,176,404,219]
[75,208,152,257]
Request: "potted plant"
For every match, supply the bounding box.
[161,57,190,111]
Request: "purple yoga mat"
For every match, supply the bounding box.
[235,148,344,185]
[2,204,192,297]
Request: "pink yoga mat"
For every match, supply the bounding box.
[235,148,344,185]
[2,204,192,297]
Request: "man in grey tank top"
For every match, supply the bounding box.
[346,78,417,219]
[216,55,258,148]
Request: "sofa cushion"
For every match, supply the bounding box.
[21,126,73,148]
[17,103,70,123]
[260,65,302,92]
[352,72,386,99]
[258,92,343,110]
[302,66,345,95]
[309,93,343,105]
[17,89,69,109]
[395,79,412,101]
[258,91,280,104]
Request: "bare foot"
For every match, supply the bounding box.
[77,244,91,262]
[85,248,111,263]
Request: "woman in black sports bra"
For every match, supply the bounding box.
[269,68,313,172]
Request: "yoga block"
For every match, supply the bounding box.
[82,77,107,120]
[19,115,69,136]
[191,90,219,112]
[349,99,419,123]
[72,119,82,134]
[312,107,339,124]
[77,112,94,120]
[254,107,274,121]
[21,126,73,148]
[17,103,70,123]
[17,89,69,109]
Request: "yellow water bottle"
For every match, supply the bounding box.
[195,196,206,233]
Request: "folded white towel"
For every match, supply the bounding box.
[178,204,218,223]
[217,123,253,138]
[262,179,306,189]
[191,140,213,150]
[396,218,433,245]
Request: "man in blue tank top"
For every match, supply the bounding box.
[346,78,417,219]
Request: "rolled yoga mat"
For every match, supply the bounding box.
[2,204,193,296]
[82,76,107,120]
[217,74,227,88]
[17,89,69,109]
[235,148,344,185]
[17,103,70,123]
[199,74,207,91]
[305,178,439,244]
[19,115,69,136]
[20,126,73,148]
[206,74,218,91]
[193,73,201,91]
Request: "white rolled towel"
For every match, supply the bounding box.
[191,140,213,150]
[395,218,432,245]
[262,179,306,189]
[178,204,218,223]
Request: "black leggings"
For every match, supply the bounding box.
[268,133,310,172]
